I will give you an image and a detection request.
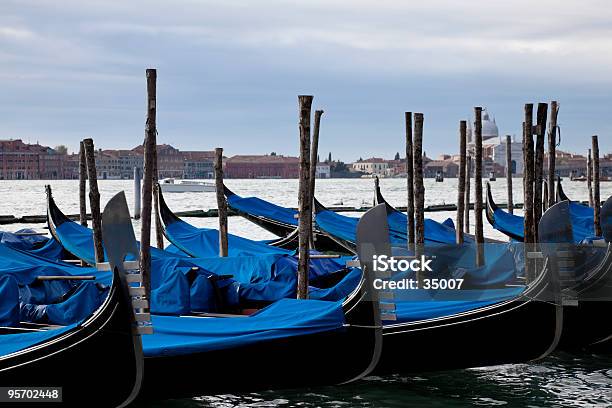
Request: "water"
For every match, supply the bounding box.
[2,178,612,407]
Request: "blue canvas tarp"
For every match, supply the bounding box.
[0,275,20,327]
[227,194,299,227]
[164,219,291,258]
[315,207,467,246]
[490,201,596,243]
[142,298,345,357]
[390,286,525,323]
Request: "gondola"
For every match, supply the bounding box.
[0,192,144,407]
[156,184,296,258]
[138,192,565,374]
[119,201,385,399]
[487,183,612,350]
[544,196,612,350]
[313,188,472,255]
[46,189,384,399]
[223,184,349,253]
[47,186,361,306]
[486,181,596,243]
[370,199,564,373]
[373,181,480,243]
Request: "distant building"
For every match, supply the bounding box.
[0,139,65,180]
[225,154,299,178]
[182,151,215,179]
[424,160,459,178]
[467,108,525,175]
[351,158,389,175]
[492,136,523,175]
[315,163,331,178]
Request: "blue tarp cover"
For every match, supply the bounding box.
[227,194,299,226]
[142,298,345,357]
[164,219,291,258]
[391,286,525,323]
[490,201,596,243]
[0,275,20,326]
[315,208,466,246]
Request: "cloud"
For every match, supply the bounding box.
[0,0,610,159]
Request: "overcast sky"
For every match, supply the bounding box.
[1,1,611,161]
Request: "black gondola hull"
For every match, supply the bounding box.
[0,276,141,407]
[375,263,561,374]
[141,324,377,400]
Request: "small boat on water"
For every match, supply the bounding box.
[159,178,215,193]
[489,171,497,181]
[0,192,145,407]
[435,171,444,182]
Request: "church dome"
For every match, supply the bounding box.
[482,109,499,140]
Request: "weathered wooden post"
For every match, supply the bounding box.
[133,167,141,220]
[505,135,514,214]
[309,110,323,249]
[456,120,467,244]
[297,95,313,299]
[373,176,380,206]
[592,135,601,236]
[413,113,425,281]
[547,101,559,208]
[587,149,594,207]
[78,141,87,227]
[140,68,157,297]
[523,106,535,246]
[215,147,228,257]
[147,73,163,250]
[473,107,485,266]
[465,156,472,233]
[534,103,548,227]
[405,112,415,250]
[523,104,535,282]
[82,138,104,264]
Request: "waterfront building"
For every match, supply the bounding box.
[0,139,65,180]
[225,154,299,178]
[351,158,389,175]
[467,108,525,175]
[315,163,331,178]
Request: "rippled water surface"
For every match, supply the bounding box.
[2,178,612,407]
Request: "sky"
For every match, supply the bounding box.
[0,0,611,162]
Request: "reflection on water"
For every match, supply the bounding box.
[144,353,612,408]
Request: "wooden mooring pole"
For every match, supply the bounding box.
[215,148,228,257]
[523,104,535,281]
[587,149,594,207]
[133,167,141,220]
[140,68,157,297]
[473,107,484,267]
[464,156,471,233]
[456,120,467,245]
[82,138,104,264]
[78,141,87,227]
[149,74,163,250]
[592,135,601,236]
[505,135,514,214]
[413,113,425,281]
[547,101,559,208]
[534,103,548,227]
[297,95,313,299]
[405,112,415,251]
[309,110,323,249]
